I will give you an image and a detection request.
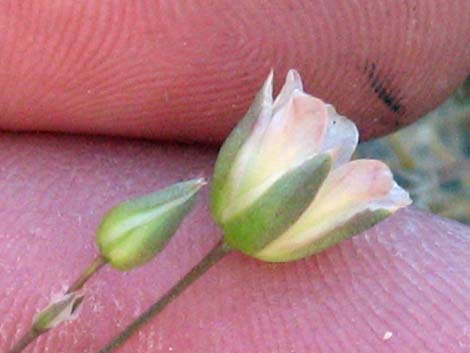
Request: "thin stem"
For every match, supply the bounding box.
[99,240,231,353]
[67,255,107,293]
[7,255,107,353]
[7,329,40,353]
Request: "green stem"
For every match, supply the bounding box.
[7,329,40,353]
[7,255,107,353]
[98,240,231,353]
[67,255,107,293]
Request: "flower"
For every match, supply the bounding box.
[96,178,205,270]
[211,70,411,262]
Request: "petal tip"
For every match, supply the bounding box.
[273,69,305,111]
[285,69,303,91]
[263,69,274,94]
[255,70,274,109]
[389,182,413,209]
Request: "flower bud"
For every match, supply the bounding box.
[211,70,411,262]
[33,292,84,332]
[97,178,205,271]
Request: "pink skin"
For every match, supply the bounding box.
[1,134,469,353]
[0,1,469,352]
[0,1,469,142]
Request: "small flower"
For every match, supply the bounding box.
[211,70,411,262]
[96,178,205,270]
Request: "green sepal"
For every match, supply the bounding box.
[222,154,331,255]
[211,72,273,222]
[96,179,204,271]
[257,209,390,262]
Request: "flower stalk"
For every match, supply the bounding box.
[7,329,40,353]
[7,257,106,353]
[99,240,231,353]
[67,255,108,294]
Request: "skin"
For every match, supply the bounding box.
[0,134,469,353]
[0,1,469,142]
[0,1,469,352]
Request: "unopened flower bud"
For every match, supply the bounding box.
[211,70,411,262]
[33,292,84,332]
[97,178,205,271]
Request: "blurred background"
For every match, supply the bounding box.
[356,77,470,224]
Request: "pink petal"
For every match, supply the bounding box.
[303,159,411,223]
[226,73,330,217]
[258,90,329,168]
[257,160,411,260]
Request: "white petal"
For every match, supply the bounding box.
[257,159,411,260]
[369,181,413,212]
[321,104,359,167]
[223,73,274,216]
[260,70,275,108]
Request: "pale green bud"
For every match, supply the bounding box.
[97,178,205,271]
